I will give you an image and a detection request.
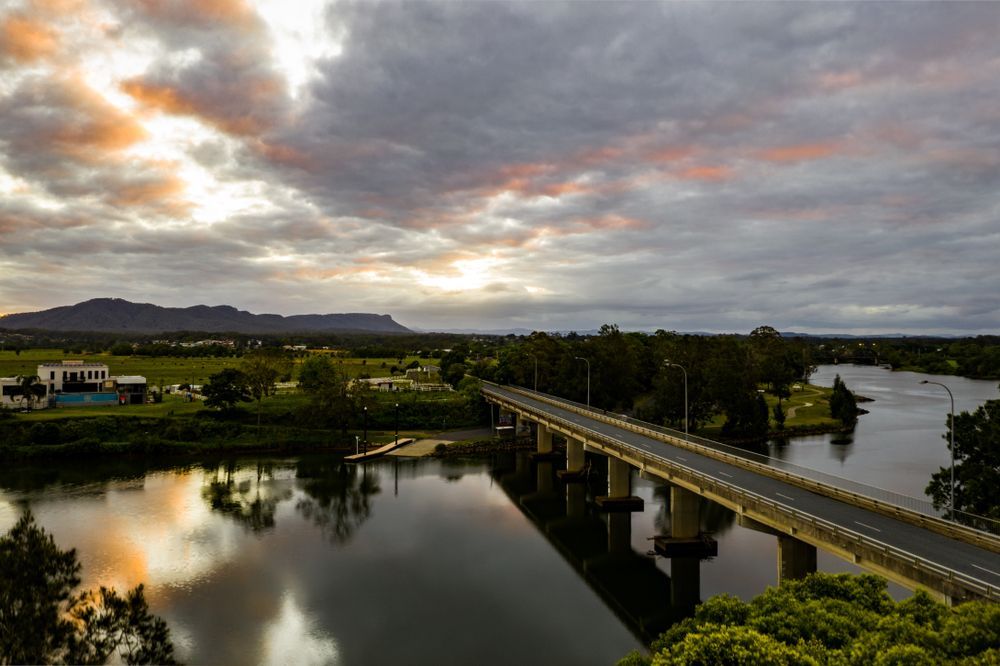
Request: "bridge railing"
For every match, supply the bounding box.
[483,385,999,602]
[490,384,1000,539]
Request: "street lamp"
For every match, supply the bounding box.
[363,405,368,453]
[920,380,956,518]
[664,360,689,438]
[395,402,399,446]
[574,356,590,408]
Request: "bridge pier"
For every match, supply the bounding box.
[596,457,643,512]
[566,482,586,520]
[608,512,632,553]
[557,437,587,481]
[654,486,717,558]
[536,460,555,496]
[531,422,561,461]
[777,536,817,582]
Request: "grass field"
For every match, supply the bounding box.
[0,349,429,386]
[697,383,839,436]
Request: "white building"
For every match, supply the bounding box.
[37,360,110,393]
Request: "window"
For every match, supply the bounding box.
[50,371,55,380]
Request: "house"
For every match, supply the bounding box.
[38,360,109,394]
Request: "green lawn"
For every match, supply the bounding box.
[696,383,839,436]
[0,350,428,386]
[14,393,206,421]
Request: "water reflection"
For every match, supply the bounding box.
[202,461,292,533]
[492,451,707,642]
[294,460,380,544]
[770,365,1000,496]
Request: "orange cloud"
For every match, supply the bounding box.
[757,141,842,163]
[107,173,189,214]
[38,77,148,159]
[0,14,59,62]
[675,165,733,181]
[644,145,696,163]
[122,78,281,136]
[133,0,256,27]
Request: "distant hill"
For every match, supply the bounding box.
[0,298,411,334]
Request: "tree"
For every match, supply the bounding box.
[12,374,47,411]
[925,395,1000,520]
[240,350,292,429]
[621,573,1000,666]
[829,374,858,426]
[773,401,786,429]
[201,368,252,412]
[0,512,175,664]
[297,355,355,432]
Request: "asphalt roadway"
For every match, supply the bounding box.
[486,385,1000,597]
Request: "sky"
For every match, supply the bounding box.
[0,1,998,335]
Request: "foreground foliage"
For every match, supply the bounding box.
[619,573,999,665]
[0,513,176,665]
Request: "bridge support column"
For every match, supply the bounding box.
[777,536,816,583]
[566,482,586,519]
[557,437,587,481]
[670,556,701,618]
[671,486,699,538]
[608,512,632,553]
[654,486,717,558]
[536,460,555,496]
[531,422,561,461]
[596,457,643,511]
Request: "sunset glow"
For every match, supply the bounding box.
[0,1,997,333]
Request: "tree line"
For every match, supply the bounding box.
[470,325,818,439]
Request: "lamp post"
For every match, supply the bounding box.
[574,356,590,408]
[363,405,368,453]
[664,360,689,438]
[394,402,399,446]
[920,380,956,518]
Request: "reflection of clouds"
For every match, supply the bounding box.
[261,592,340,666]
[0,471,247,598]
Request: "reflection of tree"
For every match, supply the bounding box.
[294,460,381,544]
[201,461,292,533]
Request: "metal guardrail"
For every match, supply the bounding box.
[499,385,1000,538]
[483,384,1000,602]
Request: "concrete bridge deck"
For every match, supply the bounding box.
[483,384,1000,603]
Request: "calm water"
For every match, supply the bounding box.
[2,365,995,664]
[771,364,1000,497]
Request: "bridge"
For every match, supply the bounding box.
[482,383,1000,604]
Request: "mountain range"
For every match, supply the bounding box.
[0,299,411,334]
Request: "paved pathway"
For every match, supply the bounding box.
[388,427,492,457]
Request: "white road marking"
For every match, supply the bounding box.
[675,455,688,462]
[718,471,733,478]
[971,563,1000,578]
[854,521,881,533]
[775,492,795,501]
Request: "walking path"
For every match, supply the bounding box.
[388,427,492,457]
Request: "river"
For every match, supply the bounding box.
[1,365,996,664]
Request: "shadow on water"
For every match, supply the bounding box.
[490,450,721,644]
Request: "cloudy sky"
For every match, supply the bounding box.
[1,1,998,334]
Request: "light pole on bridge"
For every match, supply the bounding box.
[574,356,590,408]
[920,380,956,519]
[529,353,538,392]
[663,360,689,438]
